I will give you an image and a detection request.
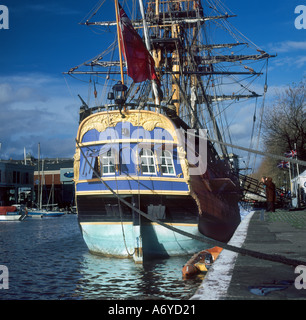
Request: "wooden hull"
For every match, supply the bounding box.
[77,194,211,260]
[79,217,209,259]
[74,110,241,261]
[190,174,241,242]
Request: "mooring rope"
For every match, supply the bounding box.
[185,130,306,167]
[76,139,306,268]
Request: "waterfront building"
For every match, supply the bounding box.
[33,158,74,209]
[0,160,34,206]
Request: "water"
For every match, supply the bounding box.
[0,215,202,300]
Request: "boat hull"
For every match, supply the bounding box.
[141,222,208,258]
[43,212,65,217]
[79,221,136,258]
[0,214,22,221]
[27,209,65,217]
[0,206,26,221]
[76,193,221,259]
[78,218,209,258]
[27,211,43,218]
[198,213,240,243]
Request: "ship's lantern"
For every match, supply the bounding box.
[112,81,128,105]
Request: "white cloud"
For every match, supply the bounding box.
[269,41,306,53]
[265,40,306,70]
[0,73,80,160]
[271,55,306,70]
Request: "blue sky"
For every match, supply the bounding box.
[0,0,305,161]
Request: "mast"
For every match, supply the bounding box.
[139,0,161,106]
[40,159,44,210]
[114,0,124,83]
[190,0,200,129]
[37,143,41,209]
[171,19,180,115]
[65,0,275,161]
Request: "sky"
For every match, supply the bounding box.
[0,0,305,163]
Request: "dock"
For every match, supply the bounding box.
[191,209,306,300]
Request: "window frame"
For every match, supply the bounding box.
[139,148,157,175]
[100,149,116,176]
[160,150,176,176]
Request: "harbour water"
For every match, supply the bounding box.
[0,215,203,300]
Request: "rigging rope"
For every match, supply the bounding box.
[245,96,257,173]
[251,60,269,173]
[184,130,306,167]
[76,139,306,267]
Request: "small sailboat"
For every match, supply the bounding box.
[41,208,65,217]
[27,207,65,218]
[65,0,274,263]
[26,208,43,218]
[28,143,65,218]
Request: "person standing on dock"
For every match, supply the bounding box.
[261,176,276,212]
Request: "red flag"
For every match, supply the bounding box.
[277,161,289,169]
[284,150,297,158]
[118,4,159,84]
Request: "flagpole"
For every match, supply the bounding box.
[294,144,300,176]
[114,0,124,84]
[294,144,300,207]
[288,161,293,206]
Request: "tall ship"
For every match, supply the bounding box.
[66,0,274,263]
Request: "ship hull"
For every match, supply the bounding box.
[74,110,241,261]
[141,222,208,258]
[198,214,240,243]
[79,221,135,258]
[76,193,212,259]
[78,218,208,258]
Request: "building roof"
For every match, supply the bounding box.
[36,159,73,171]
[0,158,73,172]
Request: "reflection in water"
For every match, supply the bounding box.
[75,253,202,300]
[0,215,202,300]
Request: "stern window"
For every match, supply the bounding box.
[101,150,116,175]
[160,150,175,175]
[140,149,156,175]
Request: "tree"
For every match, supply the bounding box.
[263,78,306,160]
[259,78,306,186]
